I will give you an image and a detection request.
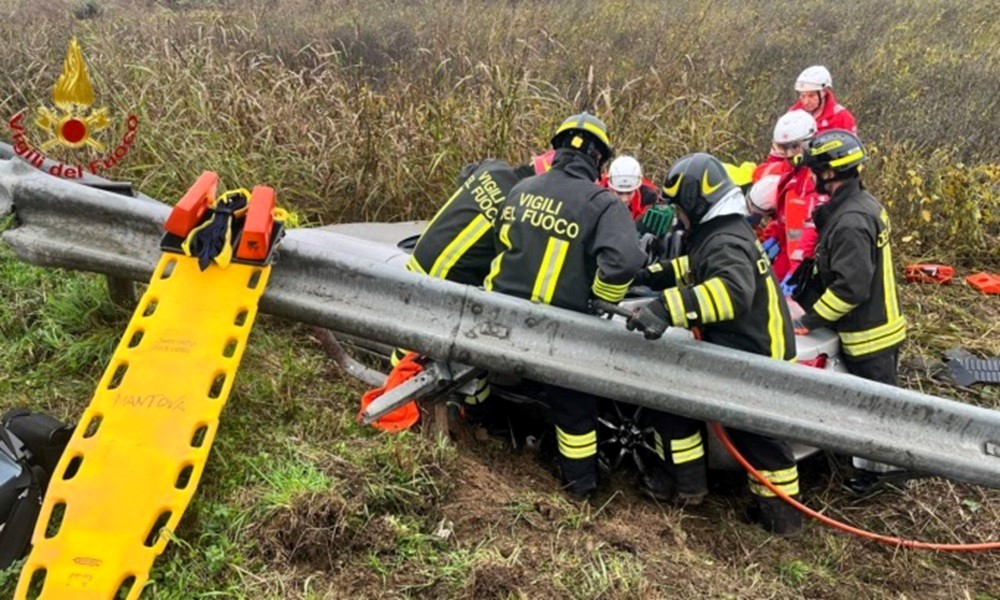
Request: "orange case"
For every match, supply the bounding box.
[235,185,275,261]
[966,272,1000,295]
[163,172,218,237]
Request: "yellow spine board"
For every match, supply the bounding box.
[16,255,271,599]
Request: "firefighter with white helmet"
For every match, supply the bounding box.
[790,65,857,134]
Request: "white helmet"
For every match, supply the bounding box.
[608,155,642,192]
[773,110,817,145]
[747,174,781,216]
[794,65,832,92]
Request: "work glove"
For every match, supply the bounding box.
[626,299,672,340]
[780,273,797,297]
[588,299,612,319]
[762,237,780,261]
[638,233,666,264]
[631,260,664,287]
[639,203,675,238]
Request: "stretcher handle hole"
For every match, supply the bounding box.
[191,425,209,448]
[247,269,262,290]
[107,362,129,390]
[25,567,46,599]
[44,502,66,539]
[142,298,159,317]
[143,510,173,547]
[62,455,83,480]
[160,259,177,280]
[115,575,137,600]
[127,329,145,348]
[234,308,249,327]
[175,464,194,490]
[82,414,102,438]
[222,338,238,358]
[208,372,227,399]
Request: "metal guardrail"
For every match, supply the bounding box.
[2,158,1000,488]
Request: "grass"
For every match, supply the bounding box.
[1,0,1000,598]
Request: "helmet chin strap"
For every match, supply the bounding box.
[814,168,853,195]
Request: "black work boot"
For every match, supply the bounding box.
[638,459,707,506]
[747,496,802,537]
[844,468,911,496]
[637,461,676,502]
[558,456,598,499]
[673,461,709,506]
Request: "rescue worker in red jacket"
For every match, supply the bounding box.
[789,65,857,135]
[486,112,645,498]
[627,153,802,535]
[599,155,660,221]
[748,110,823,290]
[794,129,908,494]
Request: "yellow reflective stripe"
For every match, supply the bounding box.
[648,262,664,274]
[592,276,630,303]
[483,224,511,291]
[839,317,907,343]
[671,256,689,282]
[839,317,907,356]
[663,288,688,327]
[748,466,800,498]
[670,431,703,452]
[422,185,466,234]
[693,285,717,323]
[429,214,492,279]
[829,149,865,169]
[704,278,734,321]
[566,121,611,146]
[765,276,786,360]
[464,379,490,405]
[672,446,705,465]
[556,427,597,459]
[814,289,857,321]
[531,238,569,304]
[390,348,410,367]
[406,254,428,275]
[882,241,901,320]
[652,430,665,461]
[669,431,704,464]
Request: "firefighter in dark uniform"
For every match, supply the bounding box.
[628,153,802,535]
[795,129,908,494]
[393,159,538,415]
[486,112,646,497]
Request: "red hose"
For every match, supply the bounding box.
[710,422,1000,551]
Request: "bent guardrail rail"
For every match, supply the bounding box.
[3,158,1000,488]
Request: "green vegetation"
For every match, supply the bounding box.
[1,0,999,598]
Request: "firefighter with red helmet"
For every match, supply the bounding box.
[486,111,645,498]
[628,153,802,535]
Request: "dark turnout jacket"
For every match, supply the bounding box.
[800,178,906,357]
[644,214,796,360]
[485,149,645,313]
[408,159,529,285]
